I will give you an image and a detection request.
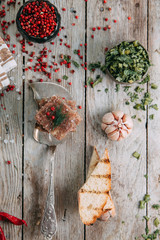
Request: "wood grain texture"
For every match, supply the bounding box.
[23,0,85,239]
[0,0,23,239]
[86,0,147,239]
[148,0,160,234]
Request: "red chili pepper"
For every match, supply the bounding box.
[0,212,27,226]
[0,225,6,240]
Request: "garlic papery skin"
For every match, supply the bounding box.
[101,111,133,141]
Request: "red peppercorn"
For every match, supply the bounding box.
[97,26,101,30]
[46,112,50,116]
[12,50,15,54]
[105,18,108,21]
[108,25,111,29]
[80,44,83,47]
[128,16,131,20]
[57,79,61,82]
[114,19,117,23]
[51,116,55,120]
[91,34,94,38]
[103,27,107,31]
[75,16,79,19]
[1,93,4,97]
[68,82,72,85]
[7,161,11,165]
[13,44,16,48]
[84,67,87,71]
[103,0,107,3]
[51,107,55,111]
[62,8,66,11]
[92,27,96,31]
[78,105,82,109]
[39,79,43,82]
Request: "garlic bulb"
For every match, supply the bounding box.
[101,110,133,141]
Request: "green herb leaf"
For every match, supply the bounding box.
[125,101,130,105]
[132,151,140,159]
[92,76,103,88]
[131,115,136,119]
[123,86,131,92]
[52,105,67,130]
[152,204,160,210]
[144,174,148,179]
[144,194,150,203]
[64,55,71,63]
[63,75,69,80]
[105,88,108,93]
[149,114,154,120]
[72,60,80,68]
[138,118,142,122]
[139,74,150,84]
[88,62,101,71]
[153,218,160,227]
[139,200,145,209]
[87,77,93,86]
[149,104,158,110]
[73,49,79,54]
[143,216,149,221]
[151,83,158,89]
[115,84,120,92]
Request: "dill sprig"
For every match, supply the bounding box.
[53,105,67,130]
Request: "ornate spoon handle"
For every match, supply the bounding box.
[41,146,57,239]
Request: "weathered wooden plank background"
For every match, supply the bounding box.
[0,0,160,239]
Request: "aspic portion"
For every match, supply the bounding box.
[35,96,82,141]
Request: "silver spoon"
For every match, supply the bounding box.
[30,82,72,239]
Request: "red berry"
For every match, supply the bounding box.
[105,47,108,51]
[39,79,43,82]
[103,27,107,31]
[57,79,61,82]
[114,19,117,23]
[51,116,55,120]
[69,82,72,85]
[108,7,112,11]
[103,0,107,3]
[91,34,94,38]
[1,93,4,97]
[62,8,66,11]
[51,107,55,111]
[78,105,82,109]
[97,26,101,30]
[46,112,50,116]
[105,18,108,21]
[108,25,111,29]
[75,16,79,19]
[128,16,131,20]
[7,161,11,165]
[92,27,96,31]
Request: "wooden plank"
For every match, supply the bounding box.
[148,0,160,235]
[86,0,148,239]
[23,0,85,239]
[0,1,23,239]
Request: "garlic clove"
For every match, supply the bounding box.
[120,129,128,138]
[102,112,114,124]
[108,129,119,141]
[112,110,124,121]
[101,123,107,131]
[105,125,117,134]
[122,114,133,129]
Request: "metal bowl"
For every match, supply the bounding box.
[105,41,150,85]
[16,0,61,43]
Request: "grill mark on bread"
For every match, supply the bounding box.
[80,189,110,194]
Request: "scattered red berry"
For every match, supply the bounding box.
[128,16,131,20]
[75,16,79,19]
[114,19,117,23]
[51,107,55,111]
[51,116,55,120]
[7,161,11,165]
[69,82,72,85]
[108,25,111,29]
[78,105,82,109]
[46,112,50,116]
[92,27,96,31]
[97,26,101,30]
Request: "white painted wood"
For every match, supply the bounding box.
[0,0,23,239]
[86,0,148,239]
[148,0,160,235]
[23,0,85,239]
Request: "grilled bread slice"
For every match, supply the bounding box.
[86,147,115,222]
[78,148,111,225]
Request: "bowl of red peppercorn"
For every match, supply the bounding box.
[16,0,61,43]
